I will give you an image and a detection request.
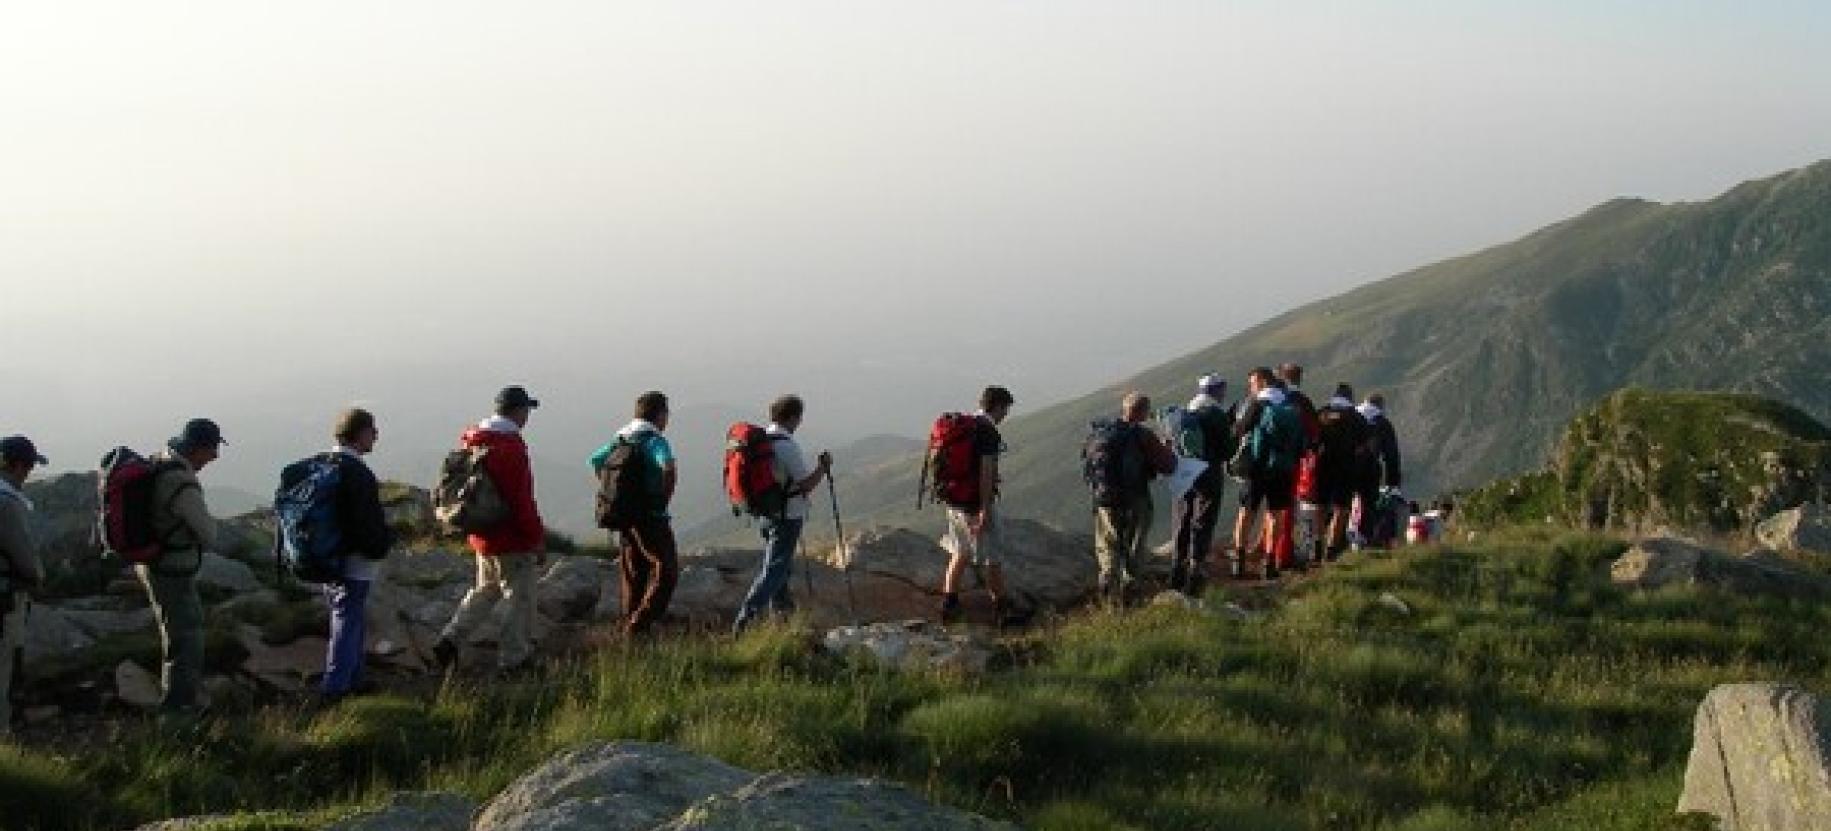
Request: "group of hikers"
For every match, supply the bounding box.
[0,369,1405,723]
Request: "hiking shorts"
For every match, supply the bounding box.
[941,507,1003,567]
[1240,470,1294,512]
[1313,465,1357,509]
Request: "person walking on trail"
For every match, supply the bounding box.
[141,419,225,714]
[1085,391,1177,606]
[317,409,396,704]
[433,386,546,673]
[590,390,681,638]
[1354,392,1404,548]
[1314,384,1370,562]
[1229,369,1300,580]
[732,395,832,634]
[1274,363,1322,570]
[1166,375,1235,595]
[0,436,48,736]
[935,386,1018,626]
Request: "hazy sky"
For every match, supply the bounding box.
[5,1,1830,518]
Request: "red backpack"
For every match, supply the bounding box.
[723,423,789,518]
[97,448,189,564]
[921,413,985,509]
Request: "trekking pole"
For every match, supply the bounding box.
[826,474,860,625]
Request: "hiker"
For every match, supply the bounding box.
[433,386,546,673]
[732,395,833,633]
[932,386,1017,625]
[590,390,680,637]
[1354,392,1403,548]
[1165,375,1235,594]
[1315,383,1370,561]
[141,419,224,714]
[0,436,48,736]
[1085,391,1176,605]
[1229,369,1300,579]
[1275,363,1322,570]
[316,409,396,703]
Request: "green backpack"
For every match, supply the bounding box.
[1251,400,1303,476]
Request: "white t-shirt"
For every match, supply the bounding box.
[767,423,814,521]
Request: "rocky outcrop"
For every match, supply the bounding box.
[326,791,476,831]
[1756,504,1831,556]
[475,741,1010,831]
[822,621,993,674]
[1610,537,1829,600]
[1678,684,1831,831]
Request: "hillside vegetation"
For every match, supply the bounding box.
[5,528,1823,830]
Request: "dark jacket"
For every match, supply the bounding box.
[1360,415,1403,489]
[333,452,395,558]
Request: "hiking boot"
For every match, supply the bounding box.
[1262,560,1281,581]
[939,594,963,625]
[431,638,459,670]
[1186,572,1208,598]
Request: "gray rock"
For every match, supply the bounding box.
[115,660,162,709]
[1611,536,1828,600]
[537,556,609,622]
[1678,683,1831,830]
[822,620,992,674]
[474,742,754,831]
[1756,504,1831,556]
[196,552,263,594]
[1150,590,1202,611]
[24,605,95,663]
[60,605,156,639]
[326,791,476,831]
[1377,592,1413,616]
[662,773,1017,830]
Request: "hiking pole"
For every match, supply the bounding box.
[826,474,860,625]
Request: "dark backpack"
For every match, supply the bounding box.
[433,446,507,534]
[595,432,658,530]
[1163,405,1234,463]
[724,423,789,518]
[1317,406,1367,468]
[275,454,345,583]
[1082,419,1148,508]
[922,413,985,509]
[96,448,190,564]
[1250,401,1303,476]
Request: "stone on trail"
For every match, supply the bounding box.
[1611,536,1829,600]
[113,660,162,709]
[660,772,1018,830]
[1376,592,1412,616]
[1755,504,1831,556]
[196,552,264,594]
[473,742,753,831]
[1678,683,1831,831]
[822,620,992,674]
[326,791,477,831]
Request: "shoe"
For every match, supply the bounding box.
[1186,573,1208,598]
[431,639,459,670]
[939,594,963,625]
[1262,560,1280,581]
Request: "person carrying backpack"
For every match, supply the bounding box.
[432,386,546,673]
[1085,392,1177,605]
[588,390,679,638]
[931,386,1016,625]
[0,436,48,736]
[1354,392,1404,548]
[1165,375,1235,595]
[1228,369,1299,580]
[300,409,396,704]
[1315,384,1370,562]
[732,395,832,634]
[138,419,224,715]
[1274,363,1322,570]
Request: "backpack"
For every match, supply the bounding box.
[1250,401,1304,476]
[1082,419,1148,508]
[274,454,346,583]
[1163,405,1233,463]
[96,448,190,565]
[724,423,789,518]
[433,446,507,534]
[922,413,985,509]
[595,431,658,530]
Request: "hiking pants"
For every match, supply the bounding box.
[735,517,801,633]
[0,591,26,735]
[1094,496,1154,600]
[136,563,205,711]
[619,519,679,635]
[321,578,370,695]
[1170,484,1223,589]
[441,551,540,669]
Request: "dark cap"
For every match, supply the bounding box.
[495,385,541,410]
[0,435,47,466]
[171,418,227,451]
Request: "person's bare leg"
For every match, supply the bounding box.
[942,554,969,595]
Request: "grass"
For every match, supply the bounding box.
[4,526,1827,830]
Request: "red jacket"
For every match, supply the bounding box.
[461,420,545,555]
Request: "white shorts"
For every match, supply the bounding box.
[940,507,1003,567]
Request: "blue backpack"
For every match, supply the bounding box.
[275,454,346,583]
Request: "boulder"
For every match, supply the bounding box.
[1610,536,1828,600]
[837,519,1098,611]
[537,556,611,623]
[237,624,327,692]
[473,742,753,831]
[24,605,95,663]
[114,660,162,709]
[1678,683,1831,830]
[326,791,477,831]
[822,620,992,674]
[661,773,1017,830]
[1756,504,1831,556]
[378,483,438,540]
[61,605,156,640]
[196,553,264,594]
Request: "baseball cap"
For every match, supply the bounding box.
[171,418,227,450]
[495,385,541,410]
[0,435,47,466]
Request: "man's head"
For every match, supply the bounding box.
[1334,383,1355,402]
[1198,374,1227,399]
[1366,392,1387,410]
[494,385,541,428]
[169,418,225,471]
[636,390,670,432]
[0,435,47,487]
[1277,363,1304,387]
[769,394,805,432]
[1121,391,1152,423]
[1247,366,1276,395]
[979,385,1015,425]
[335,408,379,454]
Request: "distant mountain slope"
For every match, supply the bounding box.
[826,159,1831,535]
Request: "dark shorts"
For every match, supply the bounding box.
[1313,466,1357,508]
[1240,470,1294,511]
